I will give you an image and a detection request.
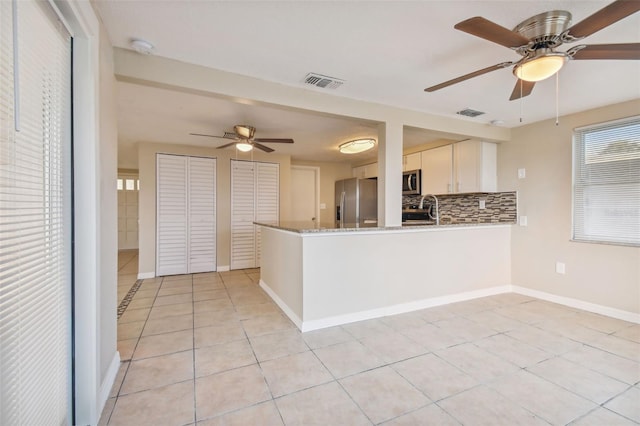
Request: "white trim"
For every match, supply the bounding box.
[98,352,120,417]
[512,286,640,324]
[259,279,303,330]
[217,265,230,272]
[137,272,155,280]
[301,285,511,332]
[260,278,510,332]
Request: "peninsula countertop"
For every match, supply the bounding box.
[254,220,515,234]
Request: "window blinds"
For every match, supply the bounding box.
[0,1,72,424]
[573,116,640,246]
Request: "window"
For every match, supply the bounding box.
[573,116,640,246]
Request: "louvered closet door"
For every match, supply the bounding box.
[255,162,279,267]
[231,160,256,269]
[156,154,188,275]
[188,157,216,273]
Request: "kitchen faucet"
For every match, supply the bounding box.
[419,194,439,225]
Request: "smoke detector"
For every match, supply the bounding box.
[130,39,155,55]
[303,73,345,90]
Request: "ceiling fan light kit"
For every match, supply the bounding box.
[339,138,376,154]
[235,142,253,152]
[513,50,566,82]
[424,0,640,100]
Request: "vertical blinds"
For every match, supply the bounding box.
[0,1,72,424]
[573,116,640,246]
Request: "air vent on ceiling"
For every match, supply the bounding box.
[456,108,486,118]
[303,73,345,90]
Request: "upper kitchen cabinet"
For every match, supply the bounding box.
[420,140,496,194]
[454,139,497,193]
[421,144,453,194]
[402,152,421,172]
[352,162,378,179]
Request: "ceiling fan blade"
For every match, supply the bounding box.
[223,132,237,139]
[509,79,536,101]
[570,43,640,60]
[252,142,275,153]
[425,62,514,92]
[216,142,238,149]
[566,0,640,40]
[189,133,228,139]
[254,138,295,144]
[455,17,530,48]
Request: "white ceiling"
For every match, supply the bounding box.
[94,1,640,168]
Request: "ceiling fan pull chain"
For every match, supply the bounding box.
[555,72,560,126]
[519,79,523,123]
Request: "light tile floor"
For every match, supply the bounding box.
[104,257,640,425]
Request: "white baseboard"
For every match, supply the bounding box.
[512,286,640,324]
[98,351,121,419]
[137,272,155,279]
[217,265,230,272]
[300,285,512,332]
[259,279,303,330]
[259,279,511,332]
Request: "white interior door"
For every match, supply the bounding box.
[291,166,319,222]
[231,160,256,269]
[230,160,279,270]
[256,162,279,267]
[117,174,139,250]
[156,155,188,276]
[188,157,216,273]
[157,154,217,275]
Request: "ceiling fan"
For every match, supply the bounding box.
[190,125,294,153]
[425,0,640,101]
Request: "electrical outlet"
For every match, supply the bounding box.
[518,168,526,179]
[556,262,566,274]
[320,203,326,210]
[519,216,527,226]
[479,199,486,209]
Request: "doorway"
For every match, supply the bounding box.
[291,166,320,223]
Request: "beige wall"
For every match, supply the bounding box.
[98,19,119,381]
[291,160,352,224]
[498,99,640,314]
[138,142,292,275]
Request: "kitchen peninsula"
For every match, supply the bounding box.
[256,221,513,332]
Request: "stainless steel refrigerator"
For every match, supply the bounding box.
[335,178,378,228]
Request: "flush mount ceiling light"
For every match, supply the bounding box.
[339,138,376,154]
[130,39,155,55]
[513,49,566,82]
[235,142,253,152]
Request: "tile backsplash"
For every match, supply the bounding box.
[403,191,517,224]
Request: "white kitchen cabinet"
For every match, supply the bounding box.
[352,162,378,179]
[402,152,421,172]
[454,140,497,193]
[421,144,453,194]
[420,140,496,194]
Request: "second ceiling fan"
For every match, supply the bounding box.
[424,0,640,100]
[190,124,294,153]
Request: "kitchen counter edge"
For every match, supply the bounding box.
[254,221,515,234]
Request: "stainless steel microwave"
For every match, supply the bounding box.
[402,169,421,195]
